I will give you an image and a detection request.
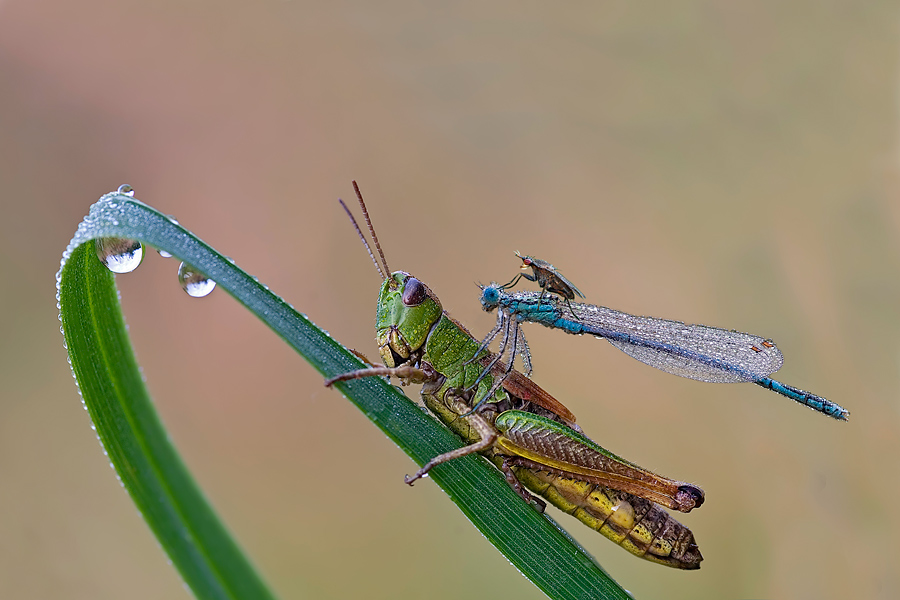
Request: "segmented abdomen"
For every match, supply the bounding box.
[421,390,702,569]
[509,465,702,569]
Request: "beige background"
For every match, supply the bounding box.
[2,2,898,599]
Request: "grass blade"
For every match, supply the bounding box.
[59,246,277,599]
[58,190,630,600]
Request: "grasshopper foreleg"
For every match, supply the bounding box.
[324,364,435,387]
[346,348,377,366]
[404,406,499,485]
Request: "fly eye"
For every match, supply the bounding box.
[402,277,427,306]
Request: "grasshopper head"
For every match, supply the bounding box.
[375,271,443,367]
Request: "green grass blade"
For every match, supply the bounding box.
[58,191,631,600]
[59,245,277,599]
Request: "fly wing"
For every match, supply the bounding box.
[573,303,785,383]
[552,270,584,299]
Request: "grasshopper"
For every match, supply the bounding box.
[325,183,704,569]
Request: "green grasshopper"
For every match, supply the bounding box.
[325,183,704,569]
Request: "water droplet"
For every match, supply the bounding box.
[157,249,173,258]
[95,238,143,273]
[177,262,216,297]
[117,184,135,197]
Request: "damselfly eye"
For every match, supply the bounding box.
[480,285,501,310]
[402,277,427,306]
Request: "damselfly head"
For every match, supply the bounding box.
[480,284,501,312]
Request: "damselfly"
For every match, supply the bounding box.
[477,282,849,421]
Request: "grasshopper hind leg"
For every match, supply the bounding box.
[404,407,499,485]
[500,459,546,513]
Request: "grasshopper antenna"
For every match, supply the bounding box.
[338,198,384,280]
[338,181,390,281]
[352,181,390,277]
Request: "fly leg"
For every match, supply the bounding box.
[499,271,527,290]
[563,297,579,320]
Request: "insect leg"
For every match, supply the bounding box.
[514,315,533,376]
[404,406,499,485]
[466,316,518,415]
[324,364,435,387]
[467,312,514,394]
[499,458,546,512]
[464,309,505,367]
[499,272,526,290]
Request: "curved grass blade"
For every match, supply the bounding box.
[59,242,276,600]
[57,190,631,600]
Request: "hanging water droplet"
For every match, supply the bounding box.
[95,238,143,273]
[157,249,173,258]
[178,262,216,297]
[117,184,135,197]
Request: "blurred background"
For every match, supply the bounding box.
[2,2,898,599]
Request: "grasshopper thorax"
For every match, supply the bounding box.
[375,271,443,367]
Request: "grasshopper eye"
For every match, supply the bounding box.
[402,277,427,306]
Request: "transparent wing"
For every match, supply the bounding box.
[572,303,785,383]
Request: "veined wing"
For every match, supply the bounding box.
[494,411,704,513]
[569,301,785,383]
